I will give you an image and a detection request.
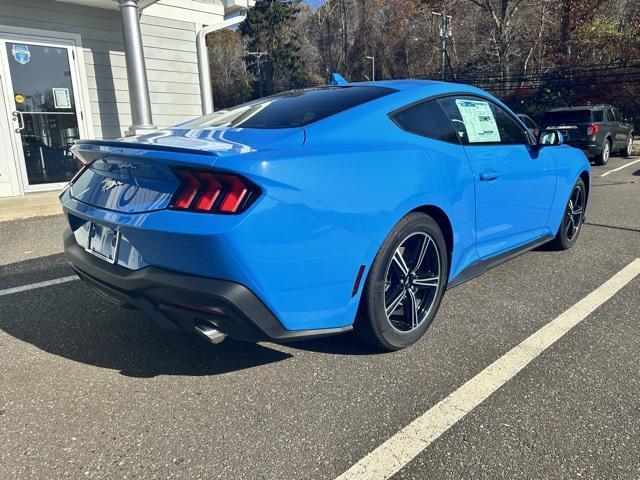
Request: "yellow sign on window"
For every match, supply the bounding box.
[15,94,25,104]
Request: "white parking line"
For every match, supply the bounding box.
[601,158,640,176]
[336,258,640,480]
[0,275,79,297]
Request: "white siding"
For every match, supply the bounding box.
[0,0,207,139]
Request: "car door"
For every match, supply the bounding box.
[605,107,621,149]
[612,108,631,147]
[440,96,557,259]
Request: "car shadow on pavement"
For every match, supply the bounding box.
[0,253,384,377]
[289,333,382,355]
[1,303,293,378]
[1,256,292,378]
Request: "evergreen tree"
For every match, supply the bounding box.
[239,0,308,97]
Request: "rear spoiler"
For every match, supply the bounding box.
[70,139,219,167]
[72,139,218,157]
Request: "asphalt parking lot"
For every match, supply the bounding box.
[1,155,639,480]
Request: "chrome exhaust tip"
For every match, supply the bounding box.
[195,322,227,344]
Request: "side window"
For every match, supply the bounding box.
[591,110,603,122]
[439,97,469,143]
[392,99,459,144]
[440,96,530,145]
[613,108,622,122]
[522,117,536,129]
[606,108,615,122]
[490,103,531,144]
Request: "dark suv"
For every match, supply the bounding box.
[540,105,634,165]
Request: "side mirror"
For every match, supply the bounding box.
[538,129,564,146]
[624,117,633,124]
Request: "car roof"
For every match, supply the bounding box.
[302,79,521,129]
[546,105,612,112]
[344,79,448,91]
[340,79,499,104]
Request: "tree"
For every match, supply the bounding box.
[239,0,308,96]
[207,29,252,109]
[456,0,544,83]
[304,0,349,81]
[212,0,640,126]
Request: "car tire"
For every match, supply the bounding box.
[622,133,634,158]
[594,138,610,165]
[549,178,586,251]
[354,212,448,351]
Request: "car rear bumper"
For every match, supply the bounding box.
[562,140,600,158]
[64,229,352,343]
[582,144,602,158]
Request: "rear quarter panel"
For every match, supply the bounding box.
[205,88,481,331]
[213,111,478,288]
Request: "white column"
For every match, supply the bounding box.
[118,0,156,135]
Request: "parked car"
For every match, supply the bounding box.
[517,113,539,138]
[540,105,634,165]
[60,81,590,351]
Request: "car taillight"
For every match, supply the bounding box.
[586,124,600,136]
[170,168,259,214]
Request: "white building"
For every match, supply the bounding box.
[0,0,253,198]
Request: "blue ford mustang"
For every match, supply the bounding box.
[60,80,590,351]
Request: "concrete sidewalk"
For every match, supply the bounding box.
[0,191,62,223]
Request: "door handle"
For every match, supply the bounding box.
[12,111,24,133]
[479,171,501,181]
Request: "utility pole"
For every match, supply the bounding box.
[432,11,452,80]
[247,51,268,98]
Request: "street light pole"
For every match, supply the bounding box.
[364,55,375,81]
[247,51,268,98]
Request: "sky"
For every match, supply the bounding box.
[304,0,326,9]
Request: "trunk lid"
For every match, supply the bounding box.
[69,127,304,214]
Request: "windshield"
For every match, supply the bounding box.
[181,86,396,130]
[541,110,592,125]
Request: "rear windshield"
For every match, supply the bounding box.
[541,110,591,125]
[181,86,396,129]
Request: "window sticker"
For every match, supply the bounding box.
[53,88,72,109]
[11,44,31,65]
[455,99,501,143]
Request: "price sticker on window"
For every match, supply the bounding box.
[455,99,501,143]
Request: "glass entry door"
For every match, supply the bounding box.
[1,39,83,189]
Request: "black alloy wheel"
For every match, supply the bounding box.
[384,232,441,333]
[550,178,586,250]
[355,213,448,351]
